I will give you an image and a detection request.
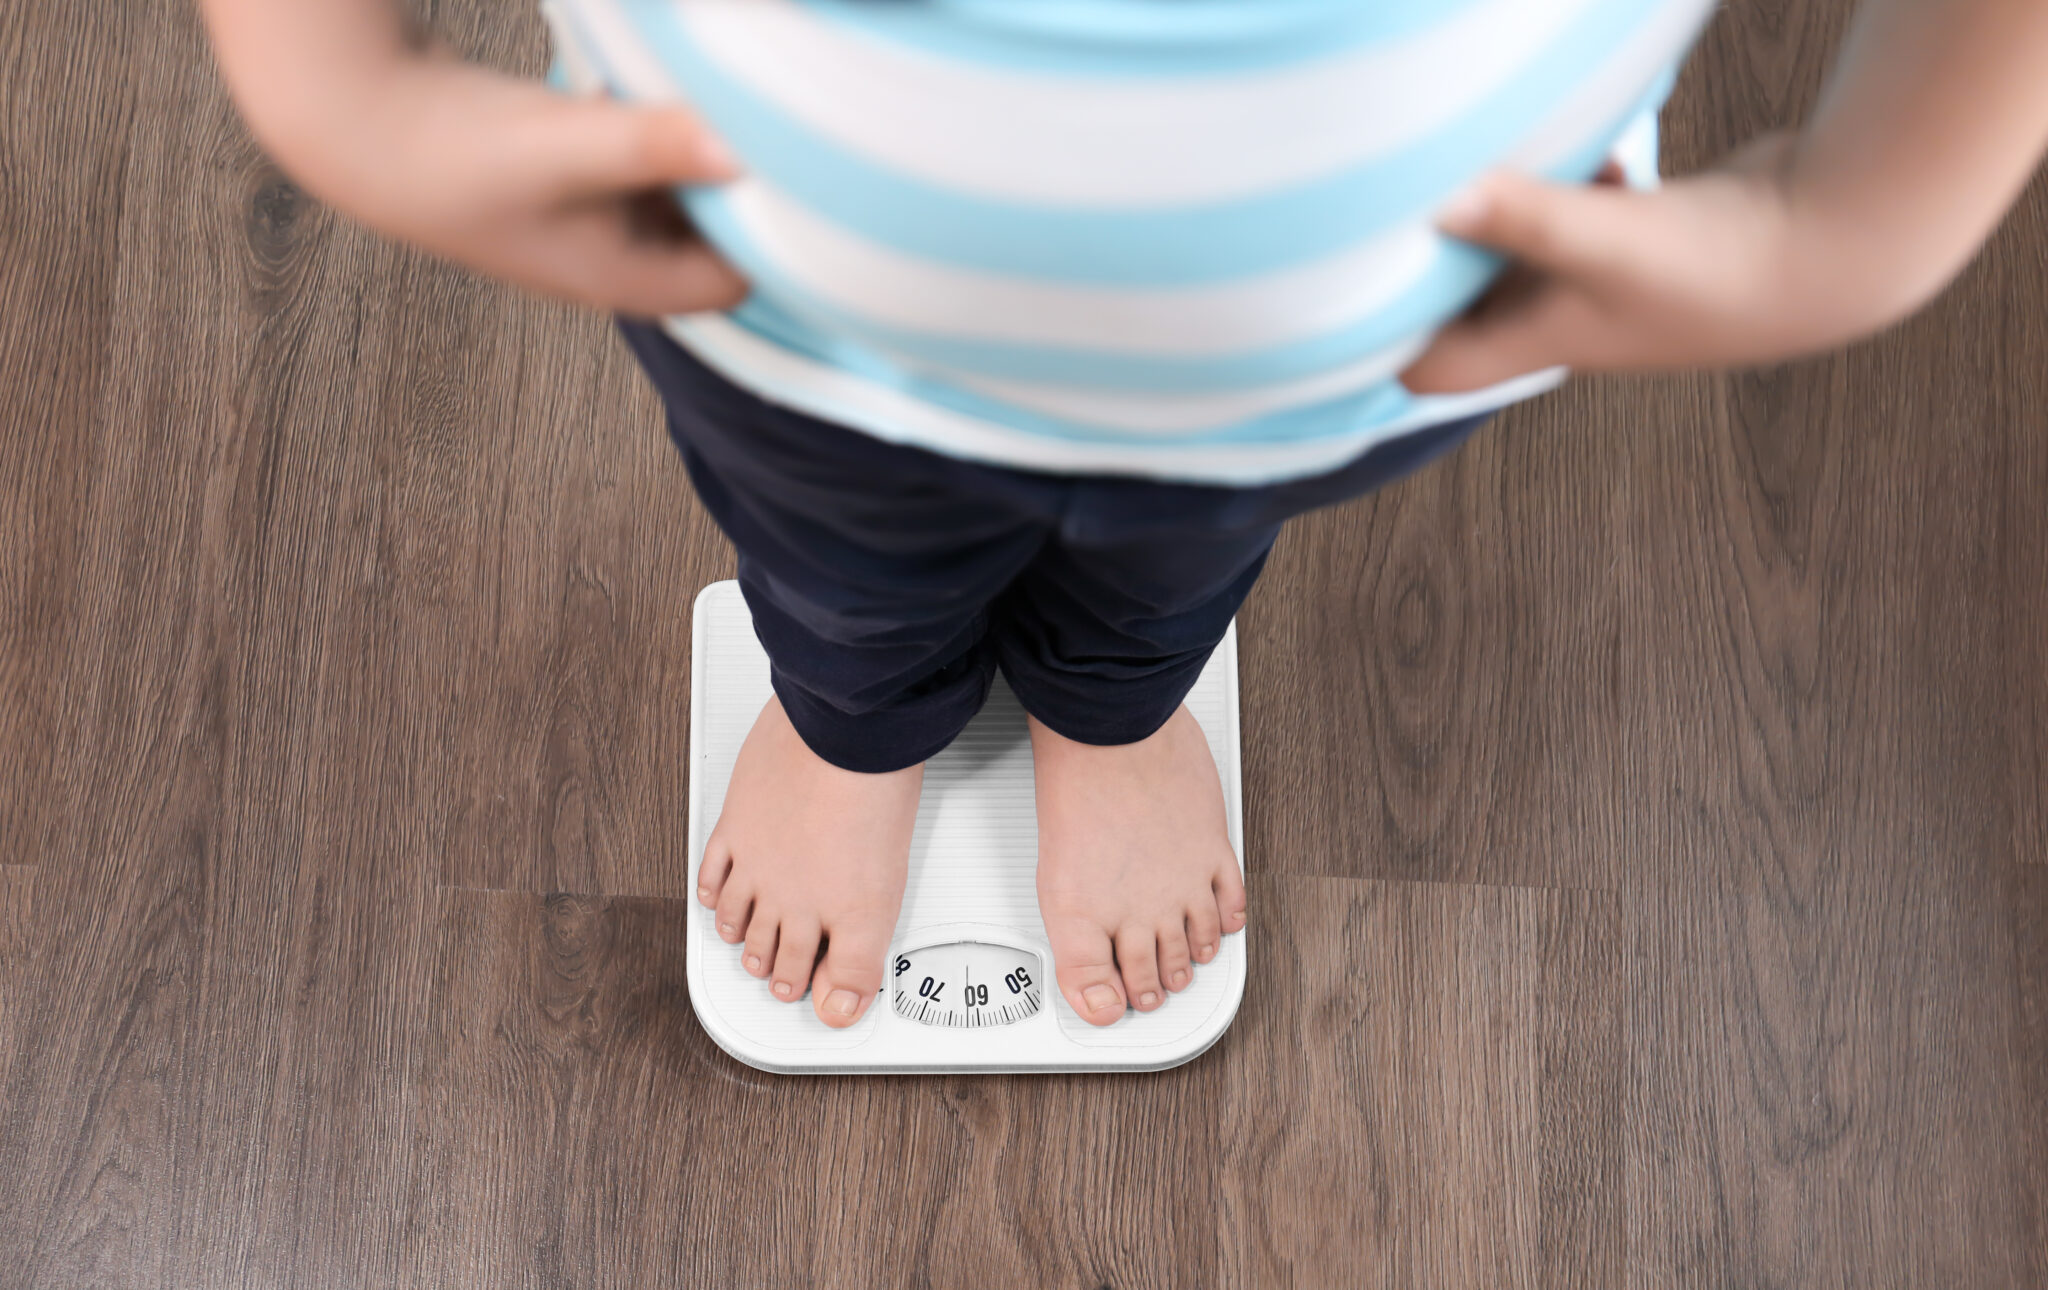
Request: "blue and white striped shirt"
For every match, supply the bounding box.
[545,0,1710,484]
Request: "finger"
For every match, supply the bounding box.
[600,240,751,318]
[1399,283,1607,394]
[1399,309,1562,395]
[1436,171,1651,278]
[537,99,742,197]
[540,212,751,316]
[1400,317,1554,394]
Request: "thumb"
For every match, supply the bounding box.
[1436,170,1645,277]
[533,97,743,197]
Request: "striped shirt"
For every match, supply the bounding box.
[544,0,1710,484]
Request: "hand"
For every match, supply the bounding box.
[276,52,748,317]
[1400,135,1813,394]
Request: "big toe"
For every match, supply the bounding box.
[1048,919,1126,1027]
[810,925,887,1029]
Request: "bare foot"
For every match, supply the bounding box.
[1030,706,1248,1027]
[697,697,922,1028]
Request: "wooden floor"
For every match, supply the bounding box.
[3,0,2044,1286]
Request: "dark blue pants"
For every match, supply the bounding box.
[621,321,1489,773]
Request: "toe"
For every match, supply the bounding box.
[697,837,734,907]
[1115,927,1165,1012]
[770,918,821,1002]
[1186,898,1223,965]
[1048,918,1126,1026]
[1157,920,1194,993]
[1214,859,1248,936]
[741,909,779,978]
[714,883,754,944]
[810,923,888,1029]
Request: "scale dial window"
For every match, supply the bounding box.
[891,941,1043,1027]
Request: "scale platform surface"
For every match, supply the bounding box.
[687,580,1246,1074]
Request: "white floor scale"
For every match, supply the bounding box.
[687,580,1247,1074]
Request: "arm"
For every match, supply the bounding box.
[199,0,420,179]
[198,0,745,315]
[1401,0,2048,392]
[1785,0,2048,329]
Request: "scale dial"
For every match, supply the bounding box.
[891,941,1044,1028]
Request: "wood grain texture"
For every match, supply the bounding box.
[1216,877,1615,1289]
[1240,373,1699,894]
[406,888,1219,1290]
[2012,868,2048,1290]
[401,877,1620,1289]
[0,0,126,884]
[1536,889,1625,1290]
[1,0,2044,1284]
[1613,8,2043,1289]
[0,867,31,1059]
[1998,178,2048,869]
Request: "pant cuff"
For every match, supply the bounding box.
[771,663,996,774]
[995,649,1213,749]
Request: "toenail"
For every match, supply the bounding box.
[1082,985,1120,1013]
[1196,945,1214,962]
[774,981,794,998]
[720,922,736,935]
[744,955,761,972]
[826,990,860,1016]
[697,886,711,900]
[1140,991,1158,1008]
[1172,970,1188,988]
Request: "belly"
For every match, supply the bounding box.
[564,0,1709,428]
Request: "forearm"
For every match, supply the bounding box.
[1782,0,2048,336]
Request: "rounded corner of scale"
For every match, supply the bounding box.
[684,962,784,1076]
[703,1024,790,1077]
[1157,1021,1238,1073]
[1170,945,1250,1070]
[691,578,740,620]
[682,977,741,1061]
[1149,989,1248,1074]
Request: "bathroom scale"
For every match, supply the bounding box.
[686,580,1246,1074]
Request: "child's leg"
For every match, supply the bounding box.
[993,416,1490,1026]
[620,323,1069,1027]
